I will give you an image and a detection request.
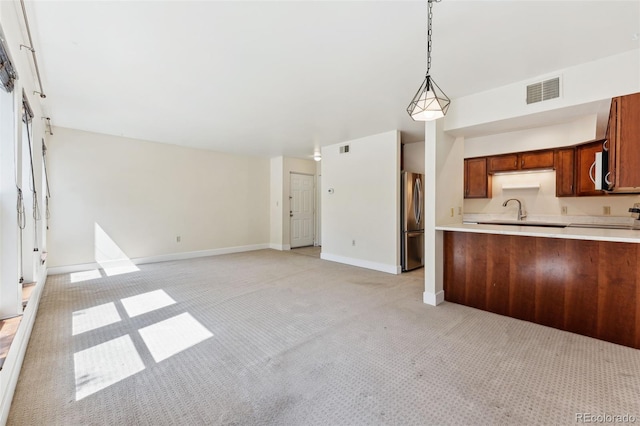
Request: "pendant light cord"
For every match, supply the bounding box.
[426,0,441,76]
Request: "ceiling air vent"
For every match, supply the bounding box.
[340,145,350,154]
[526,77,560,104]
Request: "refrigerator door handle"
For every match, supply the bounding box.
[414,177,422,226]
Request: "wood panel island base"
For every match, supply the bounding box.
[443,231,640,349]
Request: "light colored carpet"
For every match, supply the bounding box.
[8,249,640,425]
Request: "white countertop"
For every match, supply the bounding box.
[436,222,640,243]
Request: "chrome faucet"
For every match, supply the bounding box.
[503,198,526,221]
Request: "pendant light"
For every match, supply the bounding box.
[407,0,450,121]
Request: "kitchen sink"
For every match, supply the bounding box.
[472,220,568,228]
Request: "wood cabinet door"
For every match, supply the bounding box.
[605,97,618,190]
[520,150,554,170]
[463,159,468,197]
[465,157,491,198]
[487,154,518,173]
[555,148,575,197]
[612,93,640,192]
[576,141,605,196]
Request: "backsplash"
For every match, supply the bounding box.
[464,170,640,218]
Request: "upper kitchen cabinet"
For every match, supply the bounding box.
[575,141,605,197]
[487,150,554,174]
[487,154,519,173]
[555,148,575,197]
[520,150,555,170]
[464,158,491,199]
[606,92,640,193]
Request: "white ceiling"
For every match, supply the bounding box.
[24,0,640,159]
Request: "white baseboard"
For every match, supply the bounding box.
[134,244,270,264]
[423,290,445,306]
[47,262,100,275]
[0,267,48,425]
[268,244,291,251]
[320,252,400,275]
[47,243,271,275]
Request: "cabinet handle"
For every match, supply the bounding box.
[589,161,597,184]
[604,172,611,186]
[521,159,524,167]
[603,139,608,151]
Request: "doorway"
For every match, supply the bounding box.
[290,173,315,248]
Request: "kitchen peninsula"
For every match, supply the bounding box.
[437,222,640,349]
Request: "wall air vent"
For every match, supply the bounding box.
[339,145,350,154]
[526,77,560,104]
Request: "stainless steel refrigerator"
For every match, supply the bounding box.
[401,172,424,271]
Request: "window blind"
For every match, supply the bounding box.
[22,90,33,123]
[0,24,17,93]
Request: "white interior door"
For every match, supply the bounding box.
[290,173,315,248]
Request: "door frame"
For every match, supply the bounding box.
[289,172,316,248]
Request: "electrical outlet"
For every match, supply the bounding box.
[450,207,454,217]
[352,239,356,246]
[458,206,462,216]
[561,206,568,215]
[603,206,611,216]
[176,236,181,243]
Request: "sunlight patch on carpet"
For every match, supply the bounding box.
[94,223,140,276]
[70,269,102,283]
[121,289,176,318]
[138,313,213,362]
[72,302,121,336]
[74,335,145,401]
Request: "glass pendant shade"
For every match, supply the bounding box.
[407,75,450,121]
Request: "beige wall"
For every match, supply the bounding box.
[268,156,317,249]
[403,141,425,174]
[47,127,270,267]
[464,115,597,159]
[269,157,284,248]
[320,130,401,273]
[436,132,464,226]
[446,49,640,133]
[424,121,464,306]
